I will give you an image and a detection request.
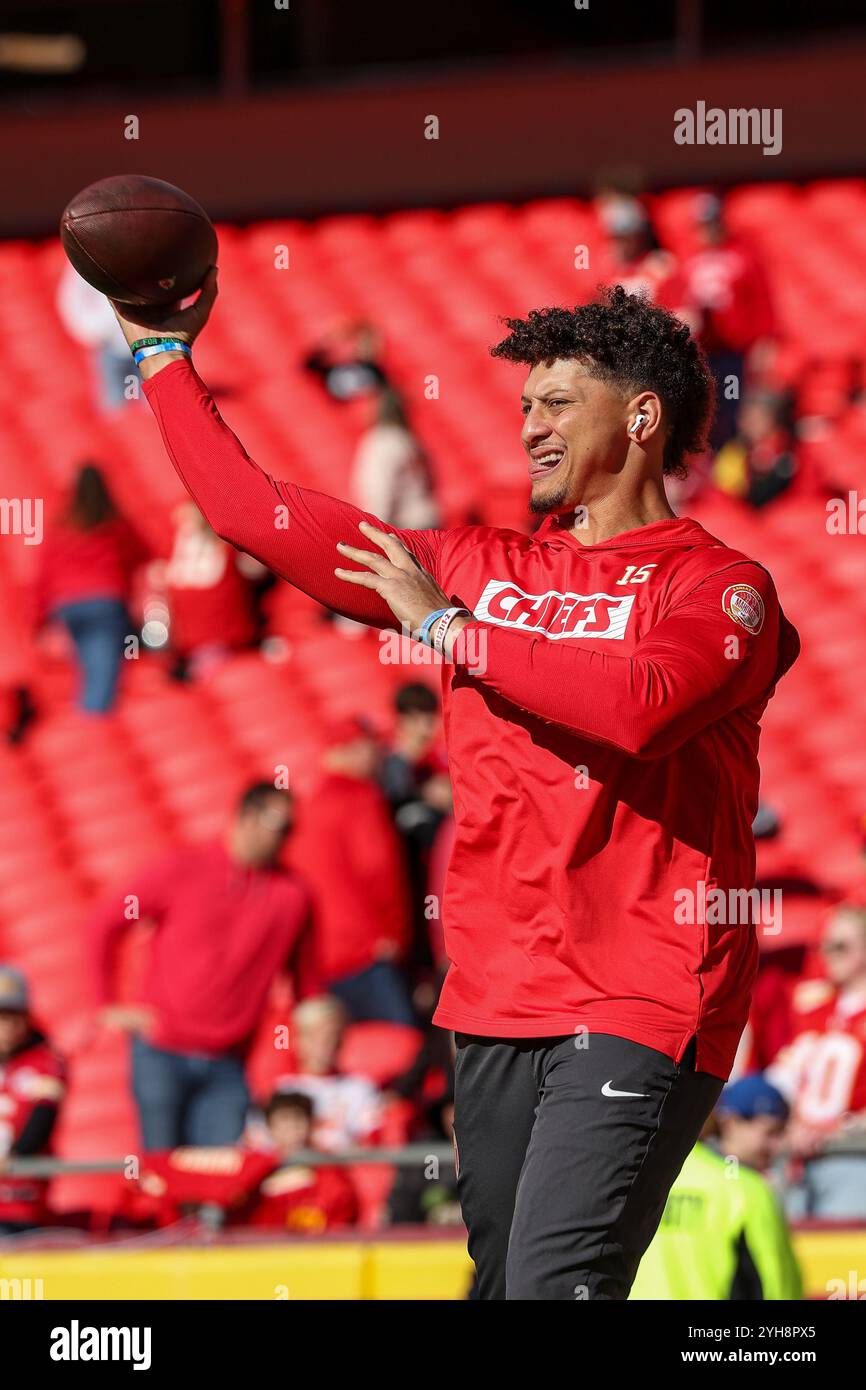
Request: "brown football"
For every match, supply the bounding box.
[60,174,218,306]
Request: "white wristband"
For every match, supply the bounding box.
[432,606,469,656]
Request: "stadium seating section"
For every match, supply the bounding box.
[0,179,864,1221]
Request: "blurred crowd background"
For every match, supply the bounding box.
[0,0,865,1299]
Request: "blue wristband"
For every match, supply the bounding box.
[133,340,192,365]
[417,607,450,647]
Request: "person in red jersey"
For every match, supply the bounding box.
[247,1091,359,1232]
[163,501,263,678]
[291,716,413,1024]
[0,967,66,1234]
[90,782,321,1150]
[108,275,798,1299]
[768,904,866,1219]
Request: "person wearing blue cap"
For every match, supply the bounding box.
[630,1074,801,1300]
[716,1074,792,1173]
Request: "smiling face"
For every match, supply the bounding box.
[520,359,638,516]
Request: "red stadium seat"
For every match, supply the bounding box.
[339,1022,424,1088]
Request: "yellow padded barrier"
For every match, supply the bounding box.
[0,1230,861,1300]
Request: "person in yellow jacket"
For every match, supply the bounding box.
[630,1075,802,1300]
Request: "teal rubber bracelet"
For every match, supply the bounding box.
[130,337,179,353]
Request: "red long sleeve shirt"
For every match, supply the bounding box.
[290,772,411,982]
[90,840,320,1056]
[144,363,799,1077]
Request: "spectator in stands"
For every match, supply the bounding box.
[675,192,776,447]
[0,966,67,1236]
[715,1075,791,1174]
[292,717,414,1025]
[37,463,148,713]
[351,388,440,530]
[379,682,441,810]
[273,997,383,1152]
[768,903,866,1219]
[630,1077,801,1300]
[163,502,265,679]
[304,318,389,402]
[713,390,797,508]
[596,196,679,305]
[248,1091,359,1232]
[90,782,320,1150]
[56,265,139,412]
[380,683,448,981]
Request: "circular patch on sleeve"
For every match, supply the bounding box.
[722,583,765,634]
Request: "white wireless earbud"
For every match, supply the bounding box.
[630,413,648,435]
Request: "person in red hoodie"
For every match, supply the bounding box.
[292,717,414,1025]
[674,193,776,448]
[37,462,148,713]
[90,782,321,1149]
[0,967,67,1235]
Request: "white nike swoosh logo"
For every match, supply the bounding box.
[601,1081,648,1098]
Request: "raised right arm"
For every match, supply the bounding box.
[143,359,443,628]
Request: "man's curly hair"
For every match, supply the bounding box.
[490,285,715,476]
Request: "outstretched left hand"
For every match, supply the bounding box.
[334,521,450,634]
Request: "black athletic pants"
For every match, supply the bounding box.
[453,1031,723,1300]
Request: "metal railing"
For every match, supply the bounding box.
[7,1133,866,1180]
[5,1145,456,1178]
